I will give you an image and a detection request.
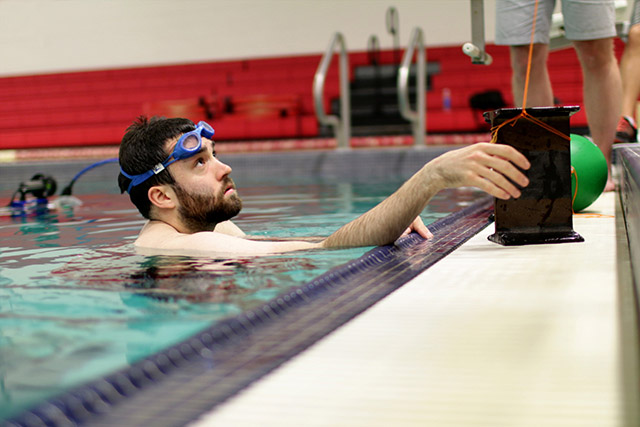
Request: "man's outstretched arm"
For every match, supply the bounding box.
[320,143,530,249]
[135,143,529,256]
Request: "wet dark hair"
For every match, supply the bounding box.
[118,116,195,219]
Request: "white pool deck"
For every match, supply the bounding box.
[193,191,638,427]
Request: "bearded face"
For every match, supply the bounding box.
[172,177,242,233]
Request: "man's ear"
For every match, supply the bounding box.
[148,185,176,210]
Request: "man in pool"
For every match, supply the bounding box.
[118,117,530,255]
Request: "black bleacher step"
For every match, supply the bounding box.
[352,117,409,128]
[351,124,413,136]
[320,62,438,134]
[353,63,440,80]
[351,94,401,108]
[331,97,420,116]
[350,76,431,91]
[348,92,419,110]
[318,123,412,137]
[349,104,405,117]
[321,103,410,121]
[350,86,419,98]
[351,63,439,91]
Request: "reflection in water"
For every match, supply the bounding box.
[128,256,249,301]
[1,239,358,420]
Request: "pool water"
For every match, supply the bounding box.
[0,178,482,420]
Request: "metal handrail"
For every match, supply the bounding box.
[397,27,426,146]
[313,32,351,149]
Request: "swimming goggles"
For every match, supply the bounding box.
[121,121,215,193]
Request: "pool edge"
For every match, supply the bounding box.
[6,198,494,427]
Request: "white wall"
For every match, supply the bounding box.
[0,0,497,77]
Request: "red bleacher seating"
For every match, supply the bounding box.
[0,40,625,150]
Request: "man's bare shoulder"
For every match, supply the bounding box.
[135,220,244,252]
[134,221,321,256]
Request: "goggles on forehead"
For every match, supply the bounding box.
[121,121,215,194]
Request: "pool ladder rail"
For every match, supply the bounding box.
[313,32,351,149]
[313,27,428,148]
[397,27,426,146]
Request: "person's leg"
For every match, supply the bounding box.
[616,0,640,142]
[623,0,640,119]
[563,0,618,189]
[621,24,640,120]
[573,38,622,190]
[509,43,554,107]
[495,0,555,107]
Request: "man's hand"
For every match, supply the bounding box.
[401,216,433,239]
[429,143,530,200]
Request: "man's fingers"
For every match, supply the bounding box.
[416,224,433,239]
[480,143,531,170]
[483,155,529,188]
[467,143,530,199]
[409,217,433,240]
[476,166,522,199]
[468,174,512,200]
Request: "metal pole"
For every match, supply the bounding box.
[462,0,493,65]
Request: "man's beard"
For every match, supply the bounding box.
[173,178,242,233]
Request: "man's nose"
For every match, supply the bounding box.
[214,158,232,179]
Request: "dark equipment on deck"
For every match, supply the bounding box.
[484,106,584,246]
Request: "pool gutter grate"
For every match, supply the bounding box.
[7,197,494,427]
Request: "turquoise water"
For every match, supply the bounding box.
[0,179,482,420]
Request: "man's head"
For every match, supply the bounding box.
[118,116,242,231]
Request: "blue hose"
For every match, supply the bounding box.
[61,158,119,195]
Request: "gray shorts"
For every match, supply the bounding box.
[632,0,640,27]
[495,0,617,45]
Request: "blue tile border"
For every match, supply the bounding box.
[6,197,494,427]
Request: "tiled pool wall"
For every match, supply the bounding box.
[0,147,454,196]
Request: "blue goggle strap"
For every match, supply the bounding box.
[121,164,165,194]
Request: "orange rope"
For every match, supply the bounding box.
[521,0,539,109]
[490,0,570,144]
[571,165,578,213]
[574,213,614,218]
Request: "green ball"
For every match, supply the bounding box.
[570,134,607,212]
